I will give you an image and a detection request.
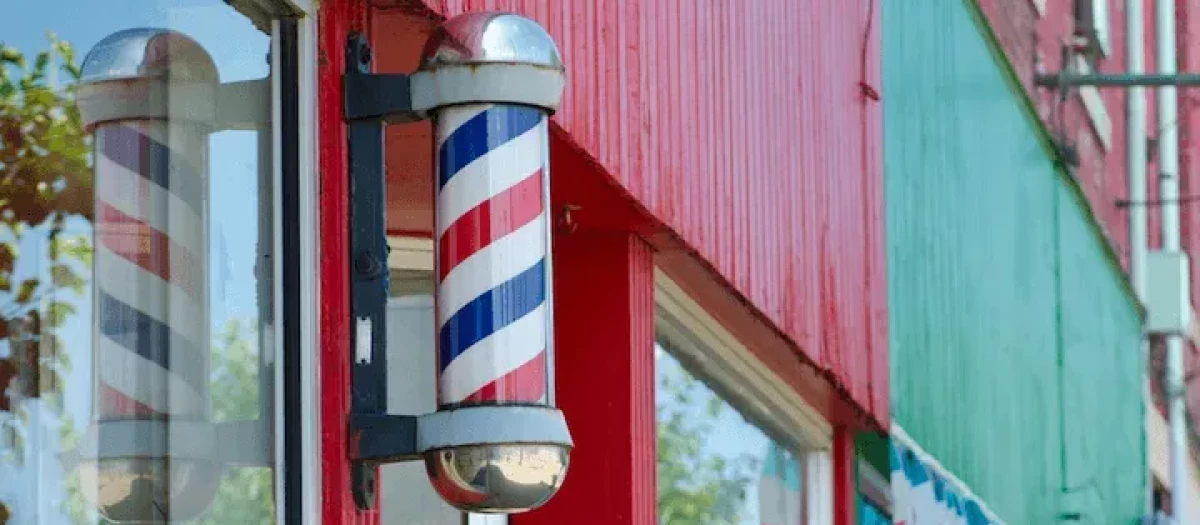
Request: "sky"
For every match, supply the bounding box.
[2,2,269,523]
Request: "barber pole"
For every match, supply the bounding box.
[434,103,551,408]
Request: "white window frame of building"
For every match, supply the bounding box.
[166,3,319,521]
[291,3,321,523]
[230,2,321,521]
[243,1,321,521]
[654,268,834,525]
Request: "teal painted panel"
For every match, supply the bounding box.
[883,1,1145,523]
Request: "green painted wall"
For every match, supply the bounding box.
[883,1,1145,523]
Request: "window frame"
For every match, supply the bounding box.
[293,7,321,524]
[653,268,831,452]
[259,0,319,520]
[653,268,833,524]
[223,5,317,522]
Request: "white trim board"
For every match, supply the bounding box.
[296,12,321,523]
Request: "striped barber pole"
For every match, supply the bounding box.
[93,120,209,421]
[435,103,551,408]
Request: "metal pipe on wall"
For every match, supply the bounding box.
[1155,0,1188,520]
[1126,0,1152,515]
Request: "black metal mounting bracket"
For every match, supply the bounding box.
[344,32,422,124]
[344,31,430,510]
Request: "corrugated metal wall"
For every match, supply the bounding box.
[884,1,1145,522]
[413,0,889,422]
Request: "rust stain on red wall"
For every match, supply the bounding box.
[389,0,889,422]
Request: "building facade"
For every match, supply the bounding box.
[884,1,1145,521]
[980,0,1200,520]
[0,0,1191,524]
[0,0,888,524]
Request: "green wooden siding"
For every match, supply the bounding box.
[883,1,1145,523]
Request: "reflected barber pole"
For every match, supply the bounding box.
[76,27,223,522]
[94,120,209,421]
[434,103,551,408]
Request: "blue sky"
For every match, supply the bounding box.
[2,2,269,523]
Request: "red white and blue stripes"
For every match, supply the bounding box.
[435,103,550,407]
[94,121,209,420]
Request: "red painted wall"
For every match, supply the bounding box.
[514,232,658,525]
[319,0,381,522]
[380,0,890,425]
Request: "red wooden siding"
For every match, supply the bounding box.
[381,0,889,424]
[319,0,382,522]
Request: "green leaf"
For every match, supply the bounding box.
[46,300,75,327]
[0,46,22,66]
[14,278,38,304]
[0,243,16,274]
[50,263,83,290]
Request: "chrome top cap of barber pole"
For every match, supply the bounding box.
[420,12,563,72]
[80,27,217,84]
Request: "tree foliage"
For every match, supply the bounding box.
[0,35,91,461]
[656,356,758,525]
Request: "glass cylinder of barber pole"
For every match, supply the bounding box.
[76,28,219,521]
[434,100,552,410]
[423,12,570,513]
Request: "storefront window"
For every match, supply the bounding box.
[655,343,804,525]
[0,2,293,522]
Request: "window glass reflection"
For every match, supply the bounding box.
[0,2,280,523]
[859,496,891,525]
[655,344,804,525]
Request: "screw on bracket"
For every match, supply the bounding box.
[557,204,583,235]
[354,251,382,278]
[348,32,372,74]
